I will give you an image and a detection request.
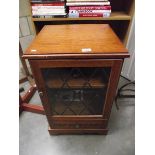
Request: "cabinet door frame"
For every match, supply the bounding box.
[29,59,123,122]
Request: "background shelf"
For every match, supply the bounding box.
[30,0,134,45]
[32,12,131,21]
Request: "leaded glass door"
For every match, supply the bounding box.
[41,67,111,115]
[29,59,117,118]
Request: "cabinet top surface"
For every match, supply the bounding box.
[24,24,128,59]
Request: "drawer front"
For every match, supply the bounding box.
[50,119,107,129]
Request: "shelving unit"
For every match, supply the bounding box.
[32,12,131,21]
[29,0,134,45]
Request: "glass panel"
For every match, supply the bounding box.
[42,67,111,115]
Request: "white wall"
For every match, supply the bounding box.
[121,15,135,81]
[19,0,35,78]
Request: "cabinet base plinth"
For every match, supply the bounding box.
[48,127,108,135]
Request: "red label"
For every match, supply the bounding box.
[79,13,103,17]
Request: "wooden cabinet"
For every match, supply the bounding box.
[23,24,129,134]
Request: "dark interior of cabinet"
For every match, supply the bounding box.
[110,0,133,13]
[41,67,111,115]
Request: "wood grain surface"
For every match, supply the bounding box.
[24,24,128,57]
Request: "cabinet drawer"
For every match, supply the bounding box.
[50,119,107,129]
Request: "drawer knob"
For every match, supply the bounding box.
[75,124,80,129]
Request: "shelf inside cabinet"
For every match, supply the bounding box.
[43,68,110,89]
[46,75,107,89]
[32,12,131,21]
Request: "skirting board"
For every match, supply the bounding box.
[48,127,108,135]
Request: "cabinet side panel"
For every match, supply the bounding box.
[103,59,123,120]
